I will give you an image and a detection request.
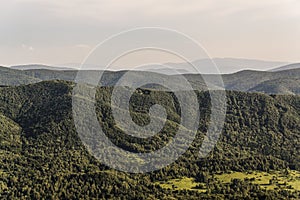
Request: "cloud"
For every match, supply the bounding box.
[22,44,34,51]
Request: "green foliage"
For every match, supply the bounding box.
[0,80,299,199]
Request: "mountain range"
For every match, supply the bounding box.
[1,60,300,95]
[0,57,300,198]
[9,58,290,74]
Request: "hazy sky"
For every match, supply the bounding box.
[0,0,300,66]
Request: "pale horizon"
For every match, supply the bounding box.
[1,1,300,67]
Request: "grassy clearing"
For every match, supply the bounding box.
[215,170,300,191]
[155,177,206,193]
[155,170,300,192]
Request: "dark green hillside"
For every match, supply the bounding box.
[0,66,40,86]
[0,80,299,199]
[0,113,21,149]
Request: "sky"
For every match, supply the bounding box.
[0,0,300,67]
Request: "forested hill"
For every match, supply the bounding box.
[20,67,300,94]
[0,80,299,199]
[0,66,40,86]
[1,66,300,94]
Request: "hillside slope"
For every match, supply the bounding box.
[1,65,300,94]
[0,81,299,198]
[0,66,40,86]
[270,63,300,72]
[248,77,300,95]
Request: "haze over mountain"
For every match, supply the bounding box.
[154,57,288,74]
[0,66,40,86]
[248,77,300,95]
[14,58,288,74]
[269,63,300,72]
[11,64,76,71]
[1,63,300,95]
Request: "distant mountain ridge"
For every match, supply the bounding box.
[19,58,288,74]
[269,63,300,72]
[0,60,300,95]
[11,64,76,71]
[159,57,288,74]
[0,66,40,86]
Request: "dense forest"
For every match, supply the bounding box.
[0,80,299,199]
